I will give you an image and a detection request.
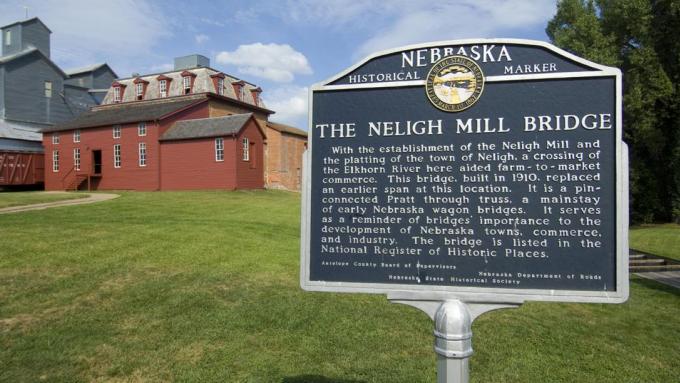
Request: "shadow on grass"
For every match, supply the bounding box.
[282,375,365,383]
[631,276,680,297]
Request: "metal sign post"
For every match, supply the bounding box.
[301,39,628,381]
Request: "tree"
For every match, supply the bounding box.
[547,0,680,223]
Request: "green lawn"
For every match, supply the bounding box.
[1,191,678,383]
[0,191,87,209]
[630,223,680,261]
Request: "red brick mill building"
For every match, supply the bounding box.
[42,55,307,191]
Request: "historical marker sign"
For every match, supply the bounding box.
[301,39,628,304]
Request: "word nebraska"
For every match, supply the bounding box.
[402,44,512,68]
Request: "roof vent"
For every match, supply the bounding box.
[174,54,210,71]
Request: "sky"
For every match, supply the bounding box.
[0,0,557,129]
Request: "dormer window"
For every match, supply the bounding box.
[180,71,197,95]
[210,73,226,96]
[4,30,10,46]
[136,83,143,100]
[133,78,149,101]
[232,80,246,101]
[250,87,262,106]
[159,80,167,97]
[156,75,172,98]
[183,76,191,94]
[112,81,126,103]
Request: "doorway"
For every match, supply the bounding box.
[92,150,102,174]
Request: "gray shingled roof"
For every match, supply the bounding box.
[160,114,252,141]
[43,98,205,132]
[64,63,111,76]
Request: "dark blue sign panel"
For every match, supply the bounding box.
[301,40,628,303]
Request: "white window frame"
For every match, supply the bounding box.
[73,148,81,171]
[113,125,121,139]
[52,150,59,172]
[242,138,250,161]
[113,144,121,168]
[4,30,10,46]
[45,81,52,98]
[52,133,59,145]
[113,86,121,102]
[215,137,224,162]
[159,80,167,97]
[138,122,146,136]
[183,76,191,94]
[217,78,224,95]
[73,129,80,143]
[136,82,144,100]
[138,142,147,167]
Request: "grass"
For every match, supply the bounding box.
[0,191,678,382]
[630,223,680,261]
[0,191,87,209]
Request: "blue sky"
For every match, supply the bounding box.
[1,0,557,129]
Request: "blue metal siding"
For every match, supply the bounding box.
[1,25,22,56]
[3,54,73,124]
[64,73,92,88]
[0,66,5,118]
[20,20,50,58]
[64,85,97,113]
[92,67,116,89]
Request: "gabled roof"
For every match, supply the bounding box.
[267,121,308,138]
[64,63,118,78]
[0,47,67,77]
[0,17,52,33]
[43,98,206,132]
[160,114,254,141]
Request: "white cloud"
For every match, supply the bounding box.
[195,34,210,44]
[355,1,556,58]
[263,86,309,128]
[215,43,312,83]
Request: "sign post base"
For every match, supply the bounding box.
[388,293,520,383]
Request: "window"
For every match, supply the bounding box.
[136,82,144,100]
[113,86,121,102]
[159,80,167,97]
[242,138,250,161]
[113,144,121,168]
[113,125,121,139]
[182,76,192,94]
[215,137,224,161]
[44,81,52,98]
[52,150,59,172]
[138,143,147,167]
[73,148,81,171]
[240,86,247,101]
[52,133,59,145]
[73,129,80,143]
[4,30,10,45]
[138,122,146,136]
[217,78,224,95]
